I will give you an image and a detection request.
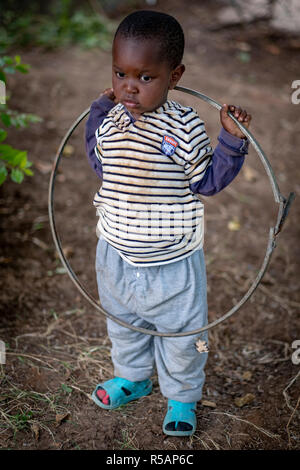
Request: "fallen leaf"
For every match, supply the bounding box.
[55,412,70,426]
[52,442,63,449]
[63,144,74,157]
[195,339,209,353]
[242,371,252,381]
[201,399,217,408]
[31,423,40,441]
[265,44,281,55]
[35,161,53,174]
[55,245,74,259]
[236,41,251,52]
[57,174,66,182]
[31,237,50,251]
[289,39,300,49]
[227,217,240,231]
[243,166,259,182]
[0,257,12,264]
[234,393,255,407]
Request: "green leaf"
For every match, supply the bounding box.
[0,165,8,185]
[0,128,7,142]
[3,56,14,65]
[7,112,41,129]
[12,150,27,167]
[55,267,67,274]
[61,383,72,394]
[0,70,6,83]
[10,168,24,183]
[15,64,29,73]
[237,51,251,63]
[3,66,15,75]
[0,144,20,162]
[0,143,13,154]
[24,168,33,176]
[1,112,11,127]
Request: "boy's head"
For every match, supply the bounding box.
[112,10,185,119]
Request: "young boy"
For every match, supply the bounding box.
[85,10,251,437]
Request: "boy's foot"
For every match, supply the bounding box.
[163,399,197,436]
[91,377,152,410]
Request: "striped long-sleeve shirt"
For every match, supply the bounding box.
[86,96,249,267]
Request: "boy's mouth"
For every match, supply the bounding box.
[123,98,139,109]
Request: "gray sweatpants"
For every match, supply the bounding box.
[95,237,208,403]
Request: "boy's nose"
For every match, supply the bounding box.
[125,79,138,94]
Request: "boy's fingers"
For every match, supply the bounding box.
[228,105,239,114]
[238,110,247,121]
[104,88,114,96]
[234,107,242,118]
[221,104,230,116]
[228,105,252,121]
[99,88,115,99]
[240,111,252,123]
[222,104,251,127]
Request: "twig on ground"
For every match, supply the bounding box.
[211,411,280,439]
[68,384,93,401]
[283,370,300,447]
[283,370,300,412]
[258,283,300,311]
[286,396,300,448]
[6,352,59,371]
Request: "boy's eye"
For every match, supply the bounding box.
[140,75,152,83]
[116,71,125,78]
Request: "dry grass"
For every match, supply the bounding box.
[1,299,299,450]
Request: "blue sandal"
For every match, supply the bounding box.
[91,377,152,410]
[163,399,197,436]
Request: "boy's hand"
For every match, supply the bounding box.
[220,104,252,139]
[99,87,117,103]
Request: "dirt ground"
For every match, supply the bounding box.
[0,0,299,451]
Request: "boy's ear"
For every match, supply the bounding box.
[169,64,185,90]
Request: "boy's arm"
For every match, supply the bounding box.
[85,93,115,179]
[190,127,248,196]
[183,104,251,196]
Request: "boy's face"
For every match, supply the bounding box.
[112,35,185,120]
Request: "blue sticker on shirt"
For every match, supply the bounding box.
[161,135,179,156]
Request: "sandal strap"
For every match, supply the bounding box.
[163,399,197,436]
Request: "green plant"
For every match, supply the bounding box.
[10,410,34,432]
[0,55,41,185]
[0,1,114,52]
[61,383,72,394]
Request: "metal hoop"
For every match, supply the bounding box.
[48,85,294,337]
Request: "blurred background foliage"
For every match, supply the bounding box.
[0,55,41,186]
[0,0,144,53]
[0,0,156,52]
[0,0,149,185]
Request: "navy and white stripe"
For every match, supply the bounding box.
[93,100,213,266]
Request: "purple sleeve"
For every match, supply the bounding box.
[85,95,115,179]
[190,127,249,196]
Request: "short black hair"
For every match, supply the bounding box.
[114,10,185,70]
